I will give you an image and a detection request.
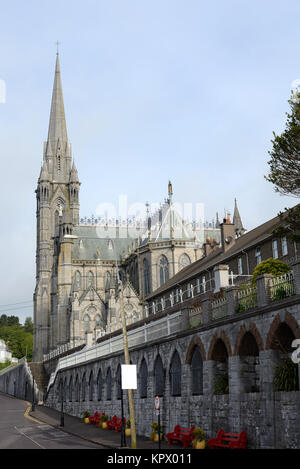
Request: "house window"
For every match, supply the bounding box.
[272,240,278,259]
[238,257,243,275]
[255,247,262,265]
[196,278,201,294]
[202,276,206,293]
[281,237,288,256]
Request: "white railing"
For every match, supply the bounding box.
[47,310,182,391]
[269,272,295,301]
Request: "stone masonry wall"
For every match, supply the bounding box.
[43,298,300,448]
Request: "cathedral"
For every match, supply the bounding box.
[33,54,244,362]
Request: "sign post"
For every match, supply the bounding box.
[154,395,161,450]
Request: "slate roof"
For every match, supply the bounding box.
[146,210,288,299]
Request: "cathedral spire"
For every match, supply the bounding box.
[233,198,246,237]
[47,53,68,148]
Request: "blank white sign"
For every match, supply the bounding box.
[121,365,137,389]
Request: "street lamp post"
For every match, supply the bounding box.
[32,376,35,412]
[60,376,64,427]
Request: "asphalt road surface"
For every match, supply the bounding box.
[0,392,99,449]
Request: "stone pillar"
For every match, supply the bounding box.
[213,264,229,293]
[181,306,190,331]
[226,286,238,315]
[228,356,242,433]
[259,349,278,393]
[256,274,273,307]
[291,258,300,295]
[202,360,214,437]
[202,293,213,325]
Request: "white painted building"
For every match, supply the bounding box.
[0,339,18,363]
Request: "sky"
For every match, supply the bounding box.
[0,0,299,324]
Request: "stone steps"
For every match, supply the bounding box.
[28,362,50,396]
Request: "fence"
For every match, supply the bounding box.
[269,272,295,301]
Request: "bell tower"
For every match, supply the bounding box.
[33,53,80,361]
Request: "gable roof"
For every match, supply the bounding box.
[146,209,286,299]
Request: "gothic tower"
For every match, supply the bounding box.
[33,53,80,361]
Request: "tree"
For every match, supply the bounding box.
[266,88,300,197]
[266,88,300,242]
[24,317,33,334]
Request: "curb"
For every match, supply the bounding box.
[28,409,125,449]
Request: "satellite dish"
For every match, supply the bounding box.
[225,236,233,244]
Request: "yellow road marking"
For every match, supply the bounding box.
[24,402,44,424]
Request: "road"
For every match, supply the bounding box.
[0,392,99,449]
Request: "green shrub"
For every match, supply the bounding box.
[192,427,205,441]
[251,258,290,285]
[273,357,299,392]
[214,373,229,394]
[82,411,90,421]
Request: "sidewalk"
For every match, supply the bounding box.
[29,405,171,450]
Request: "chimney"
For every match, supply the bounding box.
[203,237,219,257]
[220,216,236,252]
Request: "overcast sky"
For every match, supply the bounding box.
[0,0,299,324]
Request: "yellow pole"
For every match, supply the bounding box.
[119,272,137,449]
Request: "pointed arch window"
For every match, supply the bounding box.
[191,347,203,395]
[179,253,191,271]
[75,271,81,290]
[106,368,112,401]
[82,373,86,402]
[105,271,111,290]
[97,370,102,401]
[89,371,94,401]
[170,351,181,396]
[95,314,101,327]
[143,259,150,295]
[159,256,169,286]
[84,315,90,333]
[154,355,165,397]
[69,376,73,402]
[75,375,79,402]
[87,271,94,288]
[140,359,148,398]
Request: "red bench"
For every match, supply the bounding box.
[208,429,247,449]
[166,425,195,449]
